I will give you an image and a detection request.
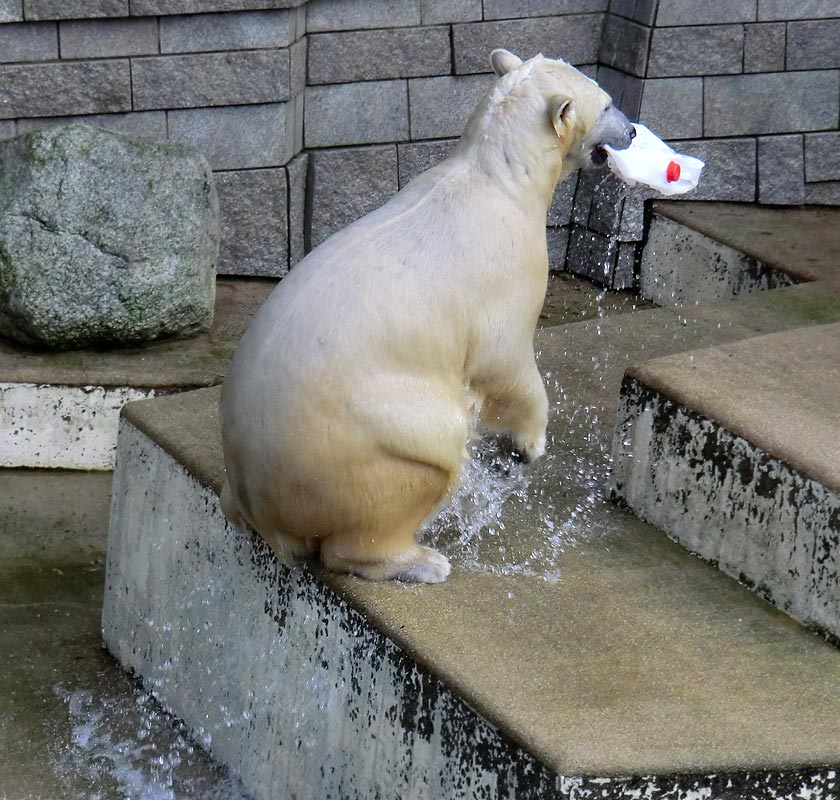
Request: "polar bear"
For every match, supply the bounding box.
[220,50,635,583]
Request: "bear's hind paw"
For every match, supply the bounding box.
[395,546,451,584]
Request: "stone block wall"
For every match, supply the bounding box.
[299,0,601,259]
[0,0,838,287]
[577,0,840,288]
[0,0,307,277]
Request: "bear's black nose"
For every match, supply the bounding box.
[629,125,637,140]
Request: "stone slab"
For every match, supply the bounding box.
[286,151,307,266]
[598,14,650,77]
[788,19,840,70]
[806,181,840,205]
[216,168,289,277]
[397,138,454,187]
[23,0,126,19]
[0,0,22,22]
[744,22,786,73]
[668,138,757,201]
[653,202,840,290]
[305,0,421,31]
[0,60,131,120]
[613,323,840,638]
[304,80,408,148]
[758,0,840,19]
[759,135,806,206]
[704,72,840,137]
[420,0,480,23]
[638,77,703,140]
[805,132,840,183]
[130,0,305,14]
[103,302,840,796]
[59,17,157,58]
[483,0,607,18]
[159,9,298,52]
[656,0,756,25]
[168,103,291,170]
[307,26,450,84]
[408,73,493,140]
[132,50,290,111]
[453,15,602,74]
[307,144,398,249]
[647,24,743,77]
[0,20,56,62]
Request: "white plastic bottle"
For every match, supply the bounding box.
[603,123,705,196]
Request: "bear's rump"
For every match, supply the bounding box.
[226,374,468,542]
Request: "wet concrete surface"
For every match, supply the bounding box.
[6,266,840,795]
[0,470,246,800]
[538,271,653,327]
[0,273,650,798]
[117,281,840,781]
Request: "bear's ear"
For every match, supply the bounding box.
[549,95,576,138]
[490,49,523,76]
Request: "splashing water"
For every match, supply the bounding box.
[421,435,531,564]
[50,684,249,800]
[421,396,615,581]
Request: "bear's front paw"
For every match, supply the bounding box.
[516,431,546,464]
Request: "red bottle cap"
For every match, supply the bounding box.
[666,160,681,182]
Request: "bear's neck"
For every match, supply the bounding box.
[460,132,568,220]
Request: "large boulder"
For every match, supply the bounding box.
[0,125,219,350]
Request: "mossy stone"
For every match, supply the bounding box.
[0,124,219,350]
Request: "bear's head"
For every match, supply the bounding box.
[462,49,635,186]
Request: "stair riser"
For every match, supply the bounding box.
[0,382,154,470]
[612,377,840,641]
[102,418,840,799]
[641,215,797,306]
[102,420,562,799]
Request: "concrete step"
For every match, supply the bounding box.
[640,202,840,305]
[0,273,640,471]
[612,321,840,641]
[103,294,840,800]
[0,278,273,469]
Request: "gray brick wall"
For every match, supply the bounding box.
[307,144,398,249]
[216,168,289,276]
[305,80,408,147]
[0,0,837,286]
[307,26,450,84]
[453,15,602,74]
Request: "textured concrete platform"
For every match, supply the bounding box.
[613,322,840,640]
[0,278,273,469]
[103,294,840,799]
[640,202,840,305]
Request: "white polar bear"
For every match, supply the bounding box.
[220,50,635,583]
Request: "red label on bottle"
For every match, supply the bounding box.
[666,160,681,182]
